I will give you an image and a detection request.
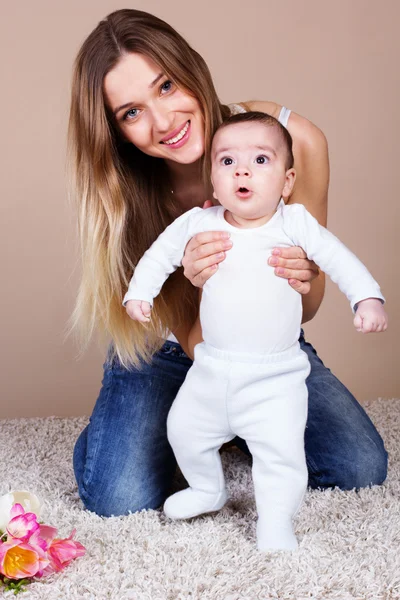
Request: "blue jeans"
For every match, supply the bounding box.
[73,332,388,517]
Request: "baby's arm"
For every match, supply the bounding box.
[284,204,387,333]
[123,207,202,321]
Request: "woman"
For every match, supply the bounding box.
[69,9,387,517]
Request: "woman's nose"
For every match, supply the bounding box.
[151,106,173,133]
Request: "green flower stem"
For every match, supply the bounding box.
[0,575,32,595]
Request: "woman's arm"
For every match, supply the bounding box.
[246,101,330,323]
[173,316,198,359]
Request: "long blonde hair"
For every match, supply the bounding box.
[67,9,230,367]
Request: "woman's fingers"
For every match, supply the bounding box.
[183,250,227,286]
[202,199,214,209]
[273,267,319,283]
[288,279,311,295]
[269,247,320,274]
[185,230,231,253]
[182,232,232,287]
[268,256,318,272]
[272,246,308,260]
[268,246,318,295]
[190,263,219,287]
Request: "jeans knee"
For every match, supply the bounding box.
[352,445,388,489]
[309,444,388,491]
[340,456,387,490]
[77,478,166,517]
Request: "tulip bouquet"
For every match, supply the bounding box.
[0,491,86,595]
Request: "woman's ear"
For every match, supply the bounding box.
[282,168,296,198]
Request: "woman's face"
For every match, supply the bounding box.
[104,53,205,164]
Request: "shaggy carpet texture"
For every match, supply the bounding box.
[0,398,399,600]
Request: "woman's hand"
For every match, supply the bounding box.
[182,200,233,288]
[268,247,320,294]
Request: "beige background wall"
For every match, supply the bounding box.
[1,0,399,418]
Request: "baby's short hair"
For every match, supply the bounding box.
[216,111,294,170]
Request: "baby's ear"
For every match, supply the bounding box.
[282,168,296,197]
[212,189,218,200]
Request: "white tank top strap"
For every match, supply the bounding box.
[278,106,291,128]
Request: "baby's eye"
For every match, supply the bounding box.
[221,157,234,166]
[255,155,269,164]
[123,108,139,121]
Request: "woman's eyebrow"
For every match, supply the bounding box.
[113,72,164,117]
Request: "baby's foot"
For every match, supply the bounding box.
[256,518,298,552]
[164,488,228,520]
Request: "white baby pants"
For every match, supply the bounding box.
[166,341,311,551]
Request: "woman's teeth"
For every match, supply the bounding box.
[163,121,190,145]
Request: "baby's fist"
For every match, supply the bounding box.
[353,298,388,333]
[125,299,152,323]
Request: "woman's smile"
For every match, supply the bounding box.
[161,120,190,146]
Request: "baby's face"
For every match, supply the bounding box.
[211,122,294,223]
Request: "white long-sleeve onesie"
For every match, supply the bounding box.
[123,199,384,551]
[123,199,384,354]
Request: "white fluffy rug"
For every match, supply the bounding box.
[1,398,400,599]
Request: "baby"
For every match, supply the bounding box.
[123,112,388,551]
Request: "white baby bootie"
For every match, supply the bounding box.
[164,487,228,520]
[256,518,298,552]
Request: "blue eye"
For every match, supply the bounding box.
[222,157,233,166]
[256,155,269,164]
[161,80,173,93]
[123,108,139,121]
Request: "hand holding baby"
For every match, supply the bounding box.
[126,299,151,322]
[353,298,388,333]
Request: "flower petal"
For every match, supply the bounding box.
[7,512,39,542]
[37,524,58,543]
[50,540,78,566]
[29,529,49,554]
[0,541,39,579]
[10,503,25,520]
[73,541,86,558]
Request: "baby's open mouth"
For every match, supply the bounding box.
[236,186,252,199]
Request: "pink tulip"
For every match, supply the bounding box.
[27,524,58,556]
[6,504,39,543]
[0,538,40,579]
[40,530,86,577]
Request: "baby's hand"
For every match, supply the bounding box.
[353,298,388,333]
[125,299,152,323]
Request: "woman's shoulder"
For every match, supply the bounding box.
[238,100,327,150]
